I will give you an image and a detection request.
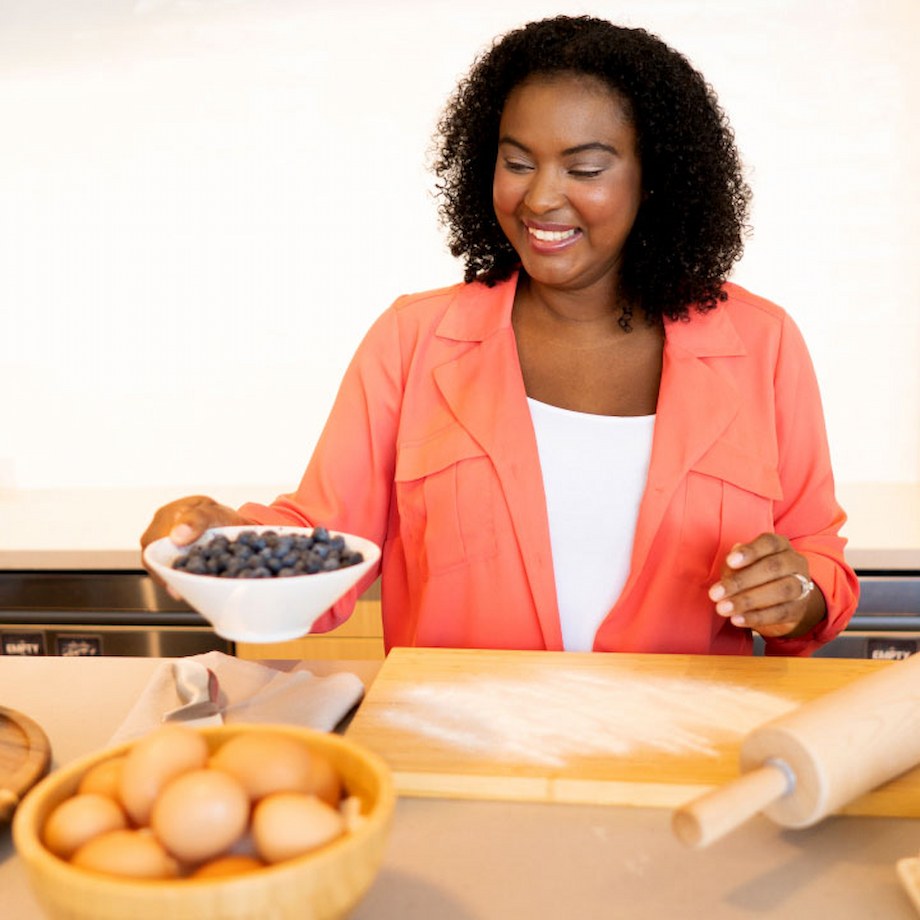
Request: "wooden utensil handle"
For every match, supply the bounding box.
[672,759,795,848]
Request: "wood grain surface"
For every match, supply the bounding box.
[346,648,920,815]
[0,706,51,822]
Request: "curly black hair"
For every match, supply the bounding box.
[431,15,751,323]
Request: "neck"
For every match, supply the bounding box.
[516,273,640,337]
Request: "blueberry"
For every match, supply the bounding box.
[170,526,365,579]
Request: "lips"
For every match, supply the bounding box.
[524,222,582,252]
[529,226,577,242]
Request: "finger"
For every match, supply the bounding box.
[168,496,219,544]
[713,573,812,625]
[724,533,789,571]
[140,495,214,549]
[169,501,241,545]
[710,552,799,602]
[753,620,803,639]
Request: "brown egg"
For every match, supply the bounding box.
[43,793,128,859]
[119,724,209,825]
[306,751,343,807]
[190,854,264,879]
[77,755,126,801]
[210,731,341,805]
[71,829,180,879]
[251,792,345,864]
[339,795,366,834]
[150,768,250,864]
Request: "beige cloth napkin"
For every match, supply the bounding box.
[109,651,365,746]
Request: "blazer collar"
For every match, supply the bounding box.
[436,276,748,355]
[435,275,516,343]
[664,300,747,358]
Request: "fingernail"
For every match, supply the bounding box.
[716,600,734,615]
[731,615,746,627]
[170,523,194,545]
[727,552,745,568]
[709,584,725,601]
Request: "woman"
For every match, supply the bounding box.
[142,16,858,655]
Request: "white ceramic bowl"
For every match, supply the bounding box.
[143,526,381,643]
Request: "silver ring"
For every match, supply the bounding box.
[793,573,815,600]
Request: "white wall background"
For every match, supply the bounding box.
[1,0,918,494]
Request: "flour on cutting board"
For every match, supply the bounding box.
[378,666,798,767]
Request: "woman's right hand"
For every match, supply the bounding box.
[141,496,248,598]
[140,495,247,551]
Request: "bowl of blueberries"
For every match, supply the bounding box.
[143,526,381,643]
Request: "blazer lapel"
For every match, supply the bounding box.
[432,276,563,649]
[621,306,746,603]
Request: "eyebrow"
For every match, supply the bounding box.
[498,136,618,156]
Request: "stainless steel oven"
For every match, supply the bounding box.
[2,568,917,660]
[0,570,232,657]
[813,571,920,659]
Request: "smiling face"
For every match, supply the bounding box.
[492,72,643,298]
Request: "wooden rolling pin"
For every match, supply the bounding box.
[672,652,920,848]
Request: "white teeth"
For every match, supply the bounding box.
[528,227,577,242]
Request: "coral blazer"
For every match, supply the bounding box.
[241,275,858,656]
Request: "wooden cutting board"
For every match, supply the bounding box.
[346,647,920,816]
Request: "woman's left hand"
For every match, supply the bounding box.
[708,533,826,639]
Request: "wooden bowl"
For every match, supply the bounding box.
[12,724,395,920]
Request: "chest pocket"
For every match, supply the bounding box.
[677,441,784,584]
[394,425,498,578]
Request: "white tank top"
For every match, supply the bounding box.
[527,398,655,652]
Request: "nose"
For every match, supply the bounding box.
[523,166,565,214]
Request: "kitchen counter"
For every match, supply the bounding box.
[1,482,918,571]
[1,656,918,919]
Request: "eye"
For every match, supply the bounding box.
[568,167,604,179]
[500,157,533,174]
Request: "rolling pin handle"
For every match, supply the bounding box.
[672,758,795,849]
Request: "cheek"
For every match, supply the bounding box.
[582,185,642,235]
[492,171,520,219]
